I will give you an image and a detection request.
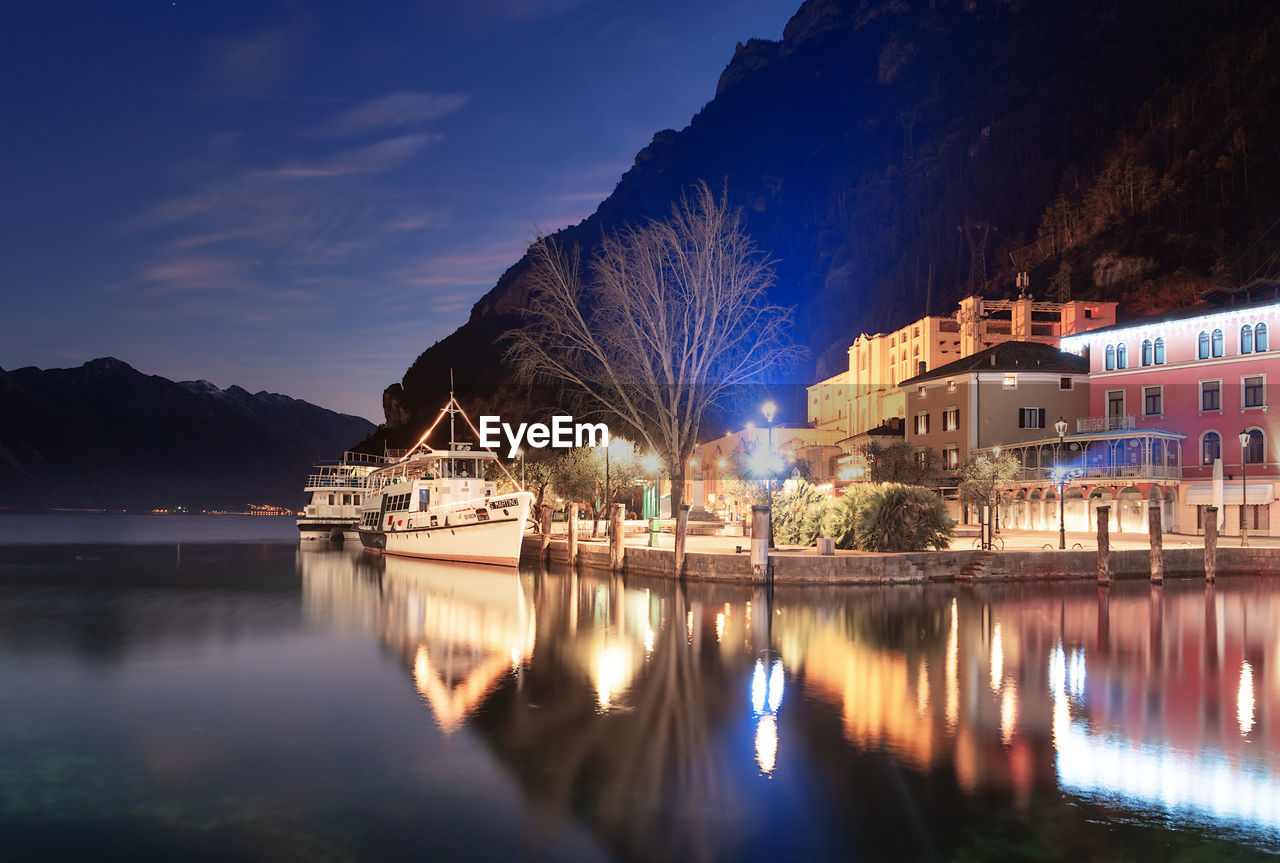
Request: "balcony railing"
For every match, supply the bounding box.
[1076,415,1135,433]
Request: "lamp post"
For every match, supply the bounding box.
[992,445,1001,534]
[1056,417,1068,550]
[1239,430,1251,547]
[762,400,778,549]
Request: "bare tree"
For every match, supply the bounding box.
[506,182,802,514]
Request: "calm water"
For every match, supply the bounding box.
[1,516,1279,861]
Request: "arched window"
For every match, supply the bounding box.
[1141,339,1153,366]
[1198,331,1210,359]
[1212,329,1224,357]
[1256,322,1269,352]
[1117,343,1128,369]
[1245,428,1265,464]
[1242,324,1254,354]
[1105,345,1116,370]
[1203,431,1221,465]
[1154,338,1166,364]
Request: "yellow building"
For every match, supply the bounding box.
[808,292,1117,438]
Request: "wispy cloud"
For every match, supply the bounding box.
[312,91,468,136]
[261,134,441,179]
[206,28,304,88]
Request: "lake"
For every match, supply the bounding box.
[1,514,1277,861]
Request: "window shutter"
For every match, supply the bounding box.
[1017,408,1025,429]
[1038,408,1046,429]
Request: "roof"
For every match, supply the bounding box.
[1062,279,1280,339]
[900,341,1088,387]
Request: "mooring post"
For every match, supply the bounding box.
[751,505,771,584]
[540,505,552,564]
[567,503,579,568]
[674,504,689,578]
[1204,506,1218,583]
[1148,501,1164,584]
[1096,504,1111,585]
[609,503,625,573]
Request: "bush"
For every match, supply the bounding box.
[770,478,830,546]
[824,483,953,552]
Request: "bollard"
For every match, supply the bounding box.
[567,503,579,568]
[818,537,835,556]
[1096,505,1111,585]
[648,517,660,548]
[540,505,553,563]
[751,505,771,584]
[1204,506,1218,583]
[609,503,625,573]
[1148,501,1164,584]
[674,505,689,578]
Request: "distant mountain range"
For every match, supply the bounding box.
[367,0,1280,447]
[0,358,375,511]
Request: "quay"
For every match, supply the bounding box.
[520,518,1280,584]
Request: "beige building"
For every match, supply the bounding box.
[898,342,1091,477]
[808,291,1117,437]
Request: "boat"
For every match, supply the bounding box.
[297,450,393,543]
[356,395,533,566]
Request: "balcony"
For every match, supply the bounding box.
[1076,415,1135,433]
[974,428,1185,485]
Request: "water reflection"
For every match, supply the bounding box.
[297,547,1280,860]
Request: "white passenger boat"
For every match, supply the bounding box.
[356,396,532,566]
[297,450,392,543]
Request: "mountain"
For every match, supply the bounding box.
[0,358,375,511]
[369,0,1280,446]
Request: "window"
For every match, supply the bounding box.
[1154,338,1166,364]
[1002,375,1017,390]
[943,446,959,470]
[1242,324,1254,354]
[354,494,361,506]
[1142,339,1153,366]
[1245,428,1265,464]
[328,494,335,506]
[943,408,960,431]
[1144,386,1162,416]
[1018,407,1046,429]
[1212,329,1224,357]
[917,386,927,398]
[1202,380,1221,411]
[1203,431,1221,464]
[1198,331,1210,359]
[1060,377,1074,390]
[1257,322,1269,352]
[946,379,956,393]
[1117,343,1128,368]
[1105,345,1116,370]
[1244,375,1265,408]
[914,413,929,435]
[914,449,930,468]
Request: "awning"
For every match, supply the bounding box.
[1183,483,1274,505]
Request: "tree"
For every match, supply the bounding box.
[957,453,1021,517]
[823,484,953,552]
[547,440,644,536]
[859,440,941,485]
[505,182,803,516]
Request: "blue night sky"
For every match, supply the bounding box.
[1,1,797,422]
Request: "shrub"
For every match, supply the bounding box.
[770,478,830,546]
[824,483,953,552]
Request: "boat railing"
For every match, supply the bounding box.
[304,474,382,490]
[341,451,395,465]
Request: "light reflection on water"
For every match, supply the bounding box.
[3,534,1280,861]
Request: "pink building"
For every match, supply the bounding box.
[1054,280,1280,535]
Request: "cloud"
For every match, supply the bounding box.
[206,28,303,88]
[262,134,440,179]
[138,255,251,290]
[314,91,468,136]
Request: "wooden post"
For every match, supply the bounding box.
[1204,506,1218,583]
[674,505,689,578]
[751,505,771,584]
[1148,501,1164,584]
[609,503,625,573]
[540,505,553,564]
[567,503,579,568]
[1096,504,1111,585]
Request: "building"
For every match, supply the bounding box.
[898,341,1091,478]
[1053,279,1280,536]
[690,426,845,515]
[808,291,1117,437]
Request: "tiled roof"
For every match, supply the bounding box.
[900,341,1088,386]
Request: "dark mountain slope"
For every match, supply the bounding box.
[371,0,1280,446]
[0,359,375,511]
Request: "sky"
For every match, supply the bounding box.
[0,0,798,422]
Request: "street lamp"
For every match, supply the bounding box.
[992,445,1001,534]
[1239,430,1251,547]
[1055,417,1068,550]
[762,400,778,548]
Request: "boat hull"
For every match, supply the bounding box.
[359,492,532,567]
[297,518,358,542]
